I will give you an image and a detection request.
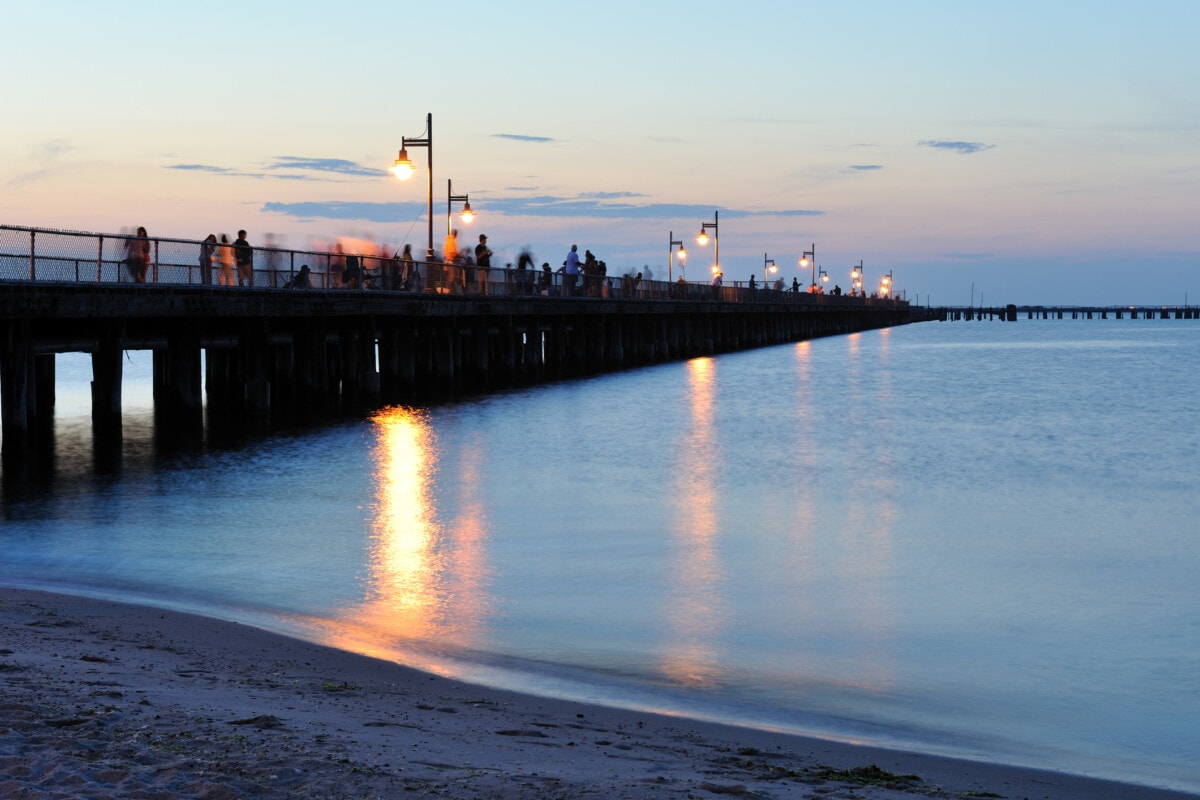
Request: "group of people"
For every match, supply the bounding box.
[128,227,862,300]
[558,244,617,297]
[437,229,493,293]
[126,226,249,287]
[196,230,253,286]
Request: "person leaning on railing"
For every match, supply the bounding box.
[234,230,253,287]
[199,234,217,285]
[124,227,150,283]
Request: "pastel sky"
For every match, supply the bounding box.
[3,1,1197,305]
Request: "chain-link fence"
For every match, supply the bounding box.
[0,224,901,307]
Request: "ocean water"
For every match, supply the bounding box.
[2,318,1197,793]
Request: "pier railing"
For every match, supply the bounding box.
[0,224,904,309]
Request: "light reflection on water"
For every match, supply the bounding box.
[1,322,1198,793]
[660,357,725,688]
[315,407,494,666]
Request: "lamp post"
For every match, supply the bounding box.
[799,243,815,291]
[669,231,686,282]
[697,211,719,276]
[447,178,474,235]
[818,267,829,291]
[763,254,777,288]
[880,269,894,298]
[851,260,863,296]
[391,112,434,261]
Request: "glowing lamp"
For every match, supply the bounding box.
[459,201,475,224]
[391,148,415,180]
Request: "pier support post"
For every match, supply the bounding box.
[242,321,272,432]
[0,320,35,458]
[378,324,400,403]
[90,323,124,452]
[294,325,333,423]
[153,328,203,446]
[270,338,297,428]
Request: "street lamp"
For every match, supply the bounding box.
[799,243,816,291]
[669,231,687,282]
[392,112,434,261]
[763,254,777,288]
[880,269,894,298]
[447,178,474,235]
[851,260,863,296]
[697,210,719,275]
[818,267,829,291]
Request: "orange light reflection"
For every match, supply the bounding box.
[312,406,491,670]
[661,357,727,687]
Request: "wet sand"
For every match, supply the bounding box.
[1,587,1192,799]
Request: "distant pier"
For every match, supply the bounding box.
[939,305,1198,321]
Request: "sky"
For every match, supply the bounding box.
[2,1,1198,306]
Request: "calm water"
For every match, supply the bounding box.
[2,319,1197,793]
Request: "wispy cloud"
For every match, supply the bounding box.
[262,201,416,223]
[849,164,883,171]
[579,191,645,200]
[262,194,824,223]
[166,163,270,179]
[919,140,996,155]
[7,139,72,188]
[492,133,556,143]
[166,156,384,180]
[168,164,236,174]
[266,156,385,178]
[34,140,71,161]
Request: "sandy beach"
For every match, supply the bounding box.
[0,587,1192,800]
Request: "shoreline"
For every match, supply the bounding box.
[1,586,1194,800]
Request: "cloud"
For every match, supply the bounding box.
[266,156,385,178]
[7,139,72,188]
[579,191,646,200]
[168,164,236,174]
[262,195,823,223]
[919,140,996,155]
[166,163,272,179]
[849,164,883,171]
[464,195,821,220]
[6,169,54,190]
[492,133,556,143]
[33,139,71,161]
[262,201,416,223]
[166,157,384,180]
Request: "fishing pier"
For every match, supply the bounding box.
[0,224,923,462]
